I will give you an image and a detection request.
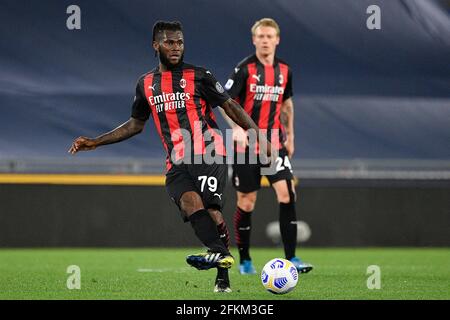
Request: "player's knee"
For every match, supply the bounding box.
[277,191,291,204]
[180,191,204,216]
[240,202,255,212]
[237,196,256,212]
[277,180,296,204]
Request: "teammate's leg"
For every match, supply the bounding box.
[272,180,297,259]
[234,191,257,274]
[232,162,260,275]
[272,179,313,273]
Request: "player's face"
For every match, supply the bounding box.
[252,26,279,56]
[155,30,184,66]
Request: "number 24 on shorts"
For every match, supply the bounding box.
[275,156,292,172]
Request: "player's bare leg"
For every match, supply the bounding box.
[272,179,313,274]
[180,191,205,216]
[234,191,258,274]
[237,191,257,212]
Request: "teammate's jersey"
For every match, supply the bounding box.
[132,63,230,171]
[224,54,293,151]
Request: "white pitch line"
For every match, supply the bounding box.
[137,267,191,273]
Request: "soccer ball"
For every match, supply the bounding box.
[261,258,298,294]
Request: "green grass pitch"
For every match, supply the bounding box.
[0,248,448,300]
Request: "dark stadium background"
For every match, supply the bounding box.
[0,0,449,248]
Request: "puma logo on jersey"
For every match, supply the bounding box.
[234,68,240,73]
[213,193,223,200]
[252,74,261,82]
[148,85,156,90]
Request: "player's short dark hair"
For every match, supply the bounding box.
[152,20,183,42]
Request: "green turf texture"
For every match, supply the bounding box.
[0,248,448,300]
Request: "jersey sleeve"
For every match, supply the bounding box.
[200,69,231,108]
[283,68,293,101]
[131,77,150,121]
[224,65,247,99]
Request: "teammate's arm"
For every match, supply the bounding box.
[221,98,271,156]
[280,97,294,158]
[68,117,146,154]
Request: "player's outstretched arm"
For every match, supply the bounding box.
[68,117,146,154]
[221,98,271,156]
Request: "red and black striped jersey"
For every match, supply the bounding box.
[131,63,230,171]
[224,54,293,151]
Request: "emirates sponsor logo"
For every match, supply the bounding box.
[148,92,191,113]
[249,84,284,102]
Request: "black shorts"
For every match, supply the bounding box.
[166,160,228,217]
[232,147,294,193]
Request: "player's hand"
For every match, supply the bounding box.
[259,137,272,159]
[68,136,97,154]
[266,140,273,158]
[284,137,295,158]
[232,127,248,148]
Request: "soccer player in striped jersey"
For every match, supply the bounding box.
[220,18,313,275]
[69,21,271,293]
